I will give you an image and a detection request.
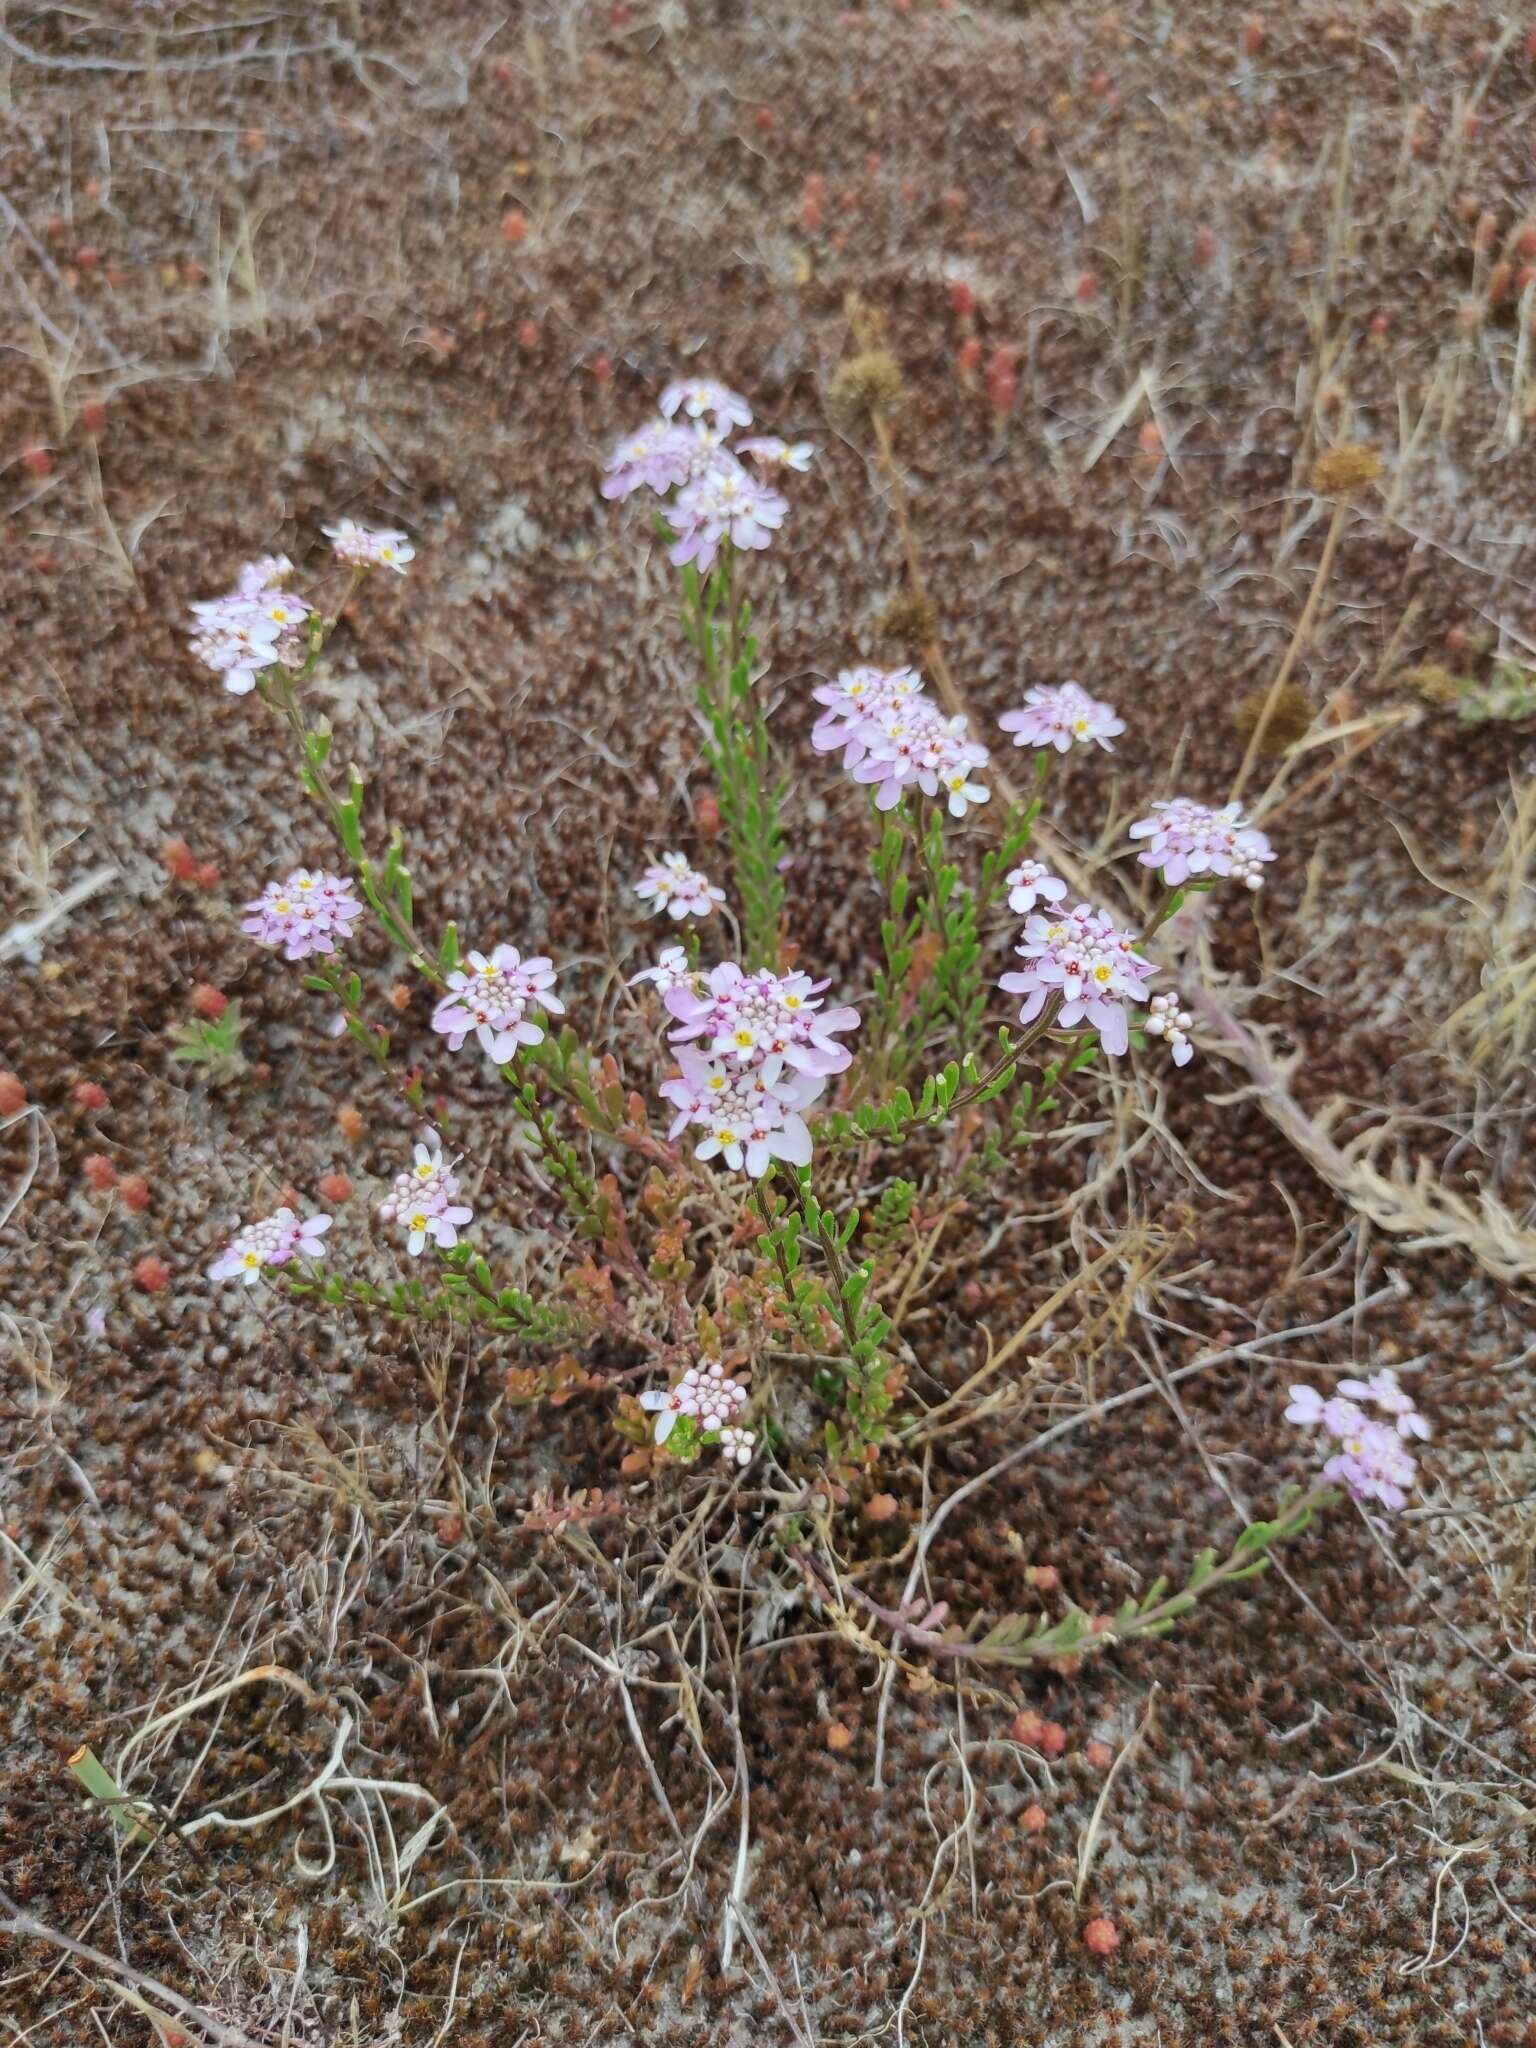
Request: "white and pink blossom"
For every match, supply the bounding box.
[1128,798,1274,889]
[630,945,698,996]
[665,962,859,1083]
[660,1049,817,1178]
[209,1207,331,1286]
[600,421,697,501]
[998,902,1155,1056]
[1006,859,1068,916]
[634,853,726,922]
[669,459,788,573]
[659,378,753,430]
[1144,990,1194,1067]
[431,946,563,1063]
[242,869,364,960]
[322,519,414,572]
[378,1139,474,1256]
[1286,1372,1428,1511]
[999,682,1125,755]
[738,436,815,472]
[189,606,284,694]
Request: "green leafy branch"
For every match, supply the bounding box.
[287,1249,577,1343]
[679,547,786,970]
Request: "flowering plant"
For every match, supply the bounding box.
[187,373,1421,1680]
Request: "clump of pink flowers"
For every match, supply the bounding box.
[378,1138,474,1256]
[188,557,310,694]
[657,959,860,1177]
[243,869,364,961]
[639,1360,755,1466]
[634,853,726,921]
[1129,798,1274,889]
[999,681,1124,755]
[811,665,990,818]
[209,1206,332,1286]
[1286,1369,1429,1511]
[322,519,414,572]
[998,903,1154,1056]
[601,377,811,574]
[431,946,562,1063]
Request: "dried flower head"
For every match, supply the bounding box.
[1400,662,1463,708]
[875,590,940,649]
[1232,682,1313,754]
[829,348,905,418]
[1310,443,1384,496]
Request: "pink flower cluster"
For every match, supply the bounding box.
[998,903,1155,1056]
[634,853,726,921]
[378,1139,474,1256]
[639,1360,749,1442]
[999,681,1125,754]
[431,946,563,1064]
[188,556,310,693]
[1286,1370,1429,1511]
[322,519,414,572]
[811,665,991,818]
[1129,799,1274,889]
[209,1206,332,1286]
[601,378,810,575]
[658,961,859,1178]
[243,869,364,961]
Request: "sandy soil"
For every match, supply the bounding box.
[3,3,1535,2044]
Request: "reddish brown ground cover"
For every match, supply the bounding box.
[3,4,1535,2043]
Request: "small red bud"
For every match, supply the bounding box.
[1083,1917,1120,1956]
[1369,310,1391,337]
[949,279,976,318]
[1010,1710,1046,1747]
[0,1073,25,1115]
[83,1155,117,1191]
[986,344,1018,416]
[501,208,527,245]
[196,862,220,891]
[190,983,228,1020]
[1020,1802,1048,1834]
[1086,1739,1114,1770]
[1074,270,1100,303]
[75,244,101,270]
[21,447,53,478]
[120,1174,151,1212]
[318,1172,354,1204]
[753,107,774,132]
[74,1080,109,1111]
[517,318,540,349]
[1040,1720,1068,1758]
[1192,226,1218,267]
[956,335,984,375]
[133,1255,170,1294]
[162,839,199,883]
[337,1104,366,1142]
[590,353,613,384]
[1242,16,1264,56]
[1136,419,1162,456]
[694,791,722,839]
